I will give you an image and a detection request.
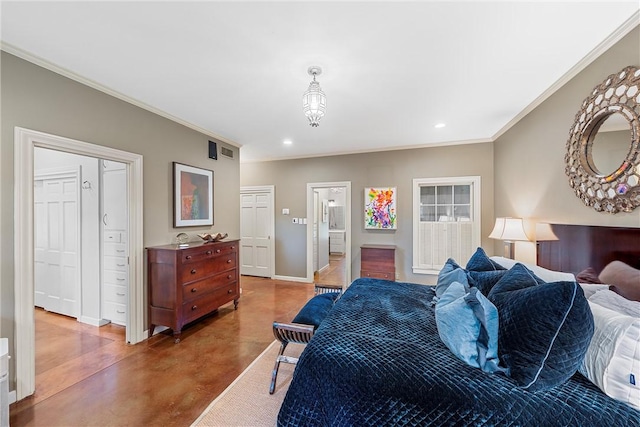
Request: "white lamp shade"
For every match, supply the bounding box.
[489,217,530,242]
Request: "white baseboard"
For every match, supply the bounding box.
[8,390,16,405]
[318,263,330,273]
[273,275,312,283]
[78,316,111,327]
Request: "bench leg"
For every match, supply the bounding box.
[269,341,289,394]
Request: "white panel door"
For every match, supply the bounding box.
[240,191,273,277]
[34,171,80,318]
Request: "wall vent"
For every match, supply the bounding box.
[220,145,234,159]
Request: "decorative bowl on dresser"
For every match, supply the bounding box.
[147,239,240,343]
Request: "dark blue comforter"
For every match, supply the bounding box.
[278,278,640,427]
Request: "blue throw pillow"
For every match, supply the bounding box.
[435,281,502,373]
[435,258,468,299]
[488,264,594,391]
[465,247,507,295]
[292,292,340,329]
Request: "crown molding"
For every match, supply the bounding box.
[0,42,241,149]
[492,11,640,141]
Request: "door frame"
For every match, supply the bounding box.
[14,127,145,400]
[34,167,82,319]
[239,185,275,278]
[306,182,351,285]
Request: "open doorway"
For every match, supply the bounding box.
[14,127,144,401]
[306,182,351,288]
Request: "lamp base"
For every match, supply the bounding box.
[502,241,515,259]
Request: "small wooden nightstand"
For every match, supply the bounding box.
[360,244,396,281]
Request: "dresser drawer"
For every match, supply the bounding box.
[180,257,237,283]
[104,255,127,272]
[104,283,127,304]
[103,301,126,325]
[104,242,127,257]
[181,243,237,264]
[361,270,395,281]
[182,270,236,301]
[103,269,128,286]
[182,285,239,324]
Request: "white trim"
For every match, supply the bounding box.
[240,185,275,278]
[412,176,481,273]
[14,127,145,401]
[78,316,111,327]
[306,182,351,285]
[272,275,312,283]
[1,42,241,150]
[492,10,640,142]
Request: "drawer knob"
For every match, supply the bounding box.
[231,246,235,249]
[206,250,212,255]
[191,269,197,274]
[227,259,231,263]
[117,264,125,267]
[116,249,125,253]
[216,249,221,253]
[186,255,192,260]
[116,292,125,296]
[117,310,125,314]
[191,305,197,311]
[117,278,125,281]
[227,289,233,294]
[191,288,197,293]
[227,275,232,279]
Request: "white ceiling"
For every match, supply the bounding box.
[1,1,639,162]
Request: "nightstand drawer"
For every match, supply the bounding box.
[180,257,237,283]
[361,270,395,280]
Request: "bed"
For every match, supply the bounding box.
[278,225,640,427]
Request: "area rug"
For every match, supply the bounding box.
[191,341,304,427]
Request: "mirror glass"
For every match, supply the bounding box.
[590,113,631,176]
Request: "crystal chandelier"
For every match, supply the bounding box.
[302,66,326,127]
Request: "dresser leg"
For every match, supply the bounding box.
[173,331,181,343]
[149,324,155,339]
[234,299,239,310]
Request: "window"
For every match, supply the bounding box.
[412,176,481,274]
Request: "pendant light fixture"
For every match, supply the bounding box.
[302,66,326,127]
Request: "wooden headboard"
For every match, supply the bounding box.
[537,224,640,274]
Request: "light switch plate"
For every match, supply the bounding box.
[292,218,298,224]
[282,208,290,215]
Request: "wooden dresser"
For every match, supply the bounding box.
[147,239,240,342]
[360,244,396,281]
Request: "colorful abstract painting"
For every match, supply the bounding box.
[173,162,214,227]
[364,187,397,229]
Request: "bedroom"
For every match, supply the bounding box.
[2,1,640,425]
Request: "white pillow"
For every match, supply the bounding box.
[579,283,610,299]
[590,289,640,318]
[489,256,575,283]
[579,302,640,410]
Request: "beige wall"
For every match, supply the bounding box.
[1,52,240,389]
[493,26,640,263]
[241,142,495,284]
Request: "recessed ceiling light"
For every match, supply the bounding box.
[283,139,293,145]
[434,123,446,128]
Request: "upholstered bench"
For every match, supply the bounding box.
[269,285,342,394]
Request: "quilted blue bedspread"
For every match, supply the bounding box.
[277,278,640,427]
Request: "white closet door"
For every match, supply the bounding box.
[240,191,273,277]
[34,171,80,318]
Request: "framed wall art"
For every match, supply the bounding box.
[364,187,397,229]
[173,162,214,227]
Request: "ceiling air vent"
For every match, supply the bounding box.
[220,145,234,159]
